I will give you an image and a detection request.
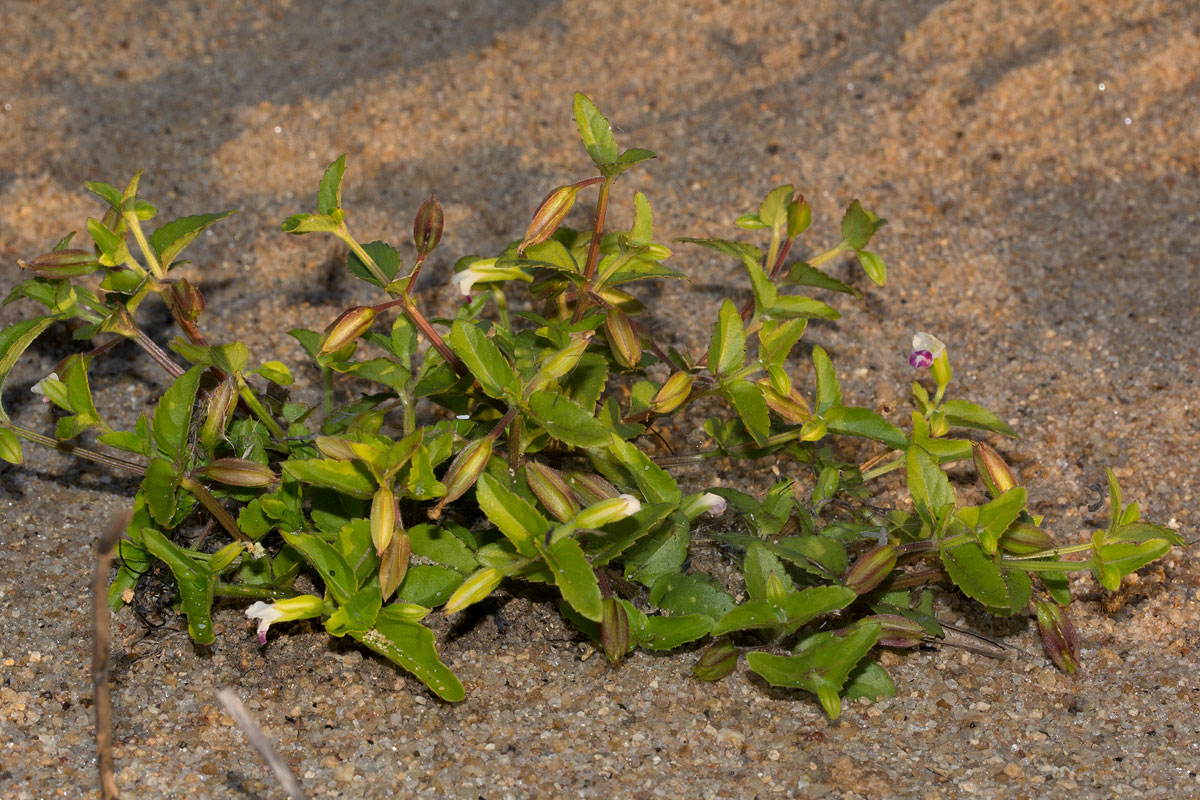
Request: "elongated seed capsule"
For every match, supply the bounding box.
[518,184,580,254]
[412,195,444,256]
[799,417,827,442]
[758,381,810,424]
[19,249,103,279]
[972,442,1017,498]
[170,278,206,320]
[1000,522,1052,555]
[428,438,494,519]
[865,614,927,648]
[565,472,619,505]
[842,543,897,595]
[526,461,580,522]
[573,494,641,530]
[378,529,411,601]
[692,639,739,681]
[443,567,503,614]
[319,306,377,356]
[1035,600,1080,673]
[371,484,396,554]
[199,458,278,488]
[600,597,630,665]
[605,308,641,369]
[199,379,238,451]
[652,372,694,414]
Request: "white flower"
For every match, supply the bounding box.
[909,332,946,369]
[573,494,642,529]
[245,595,324,645]
[30,372,62,404]
[697,492,727,516]
[245,601,282,645]
[451,259,532,297]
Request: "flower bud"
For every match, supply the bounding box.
[199,379,238,451]
[600,597,630,665]
[442,567,503,614]
[799,417,827,442]
[972,442,1017,498]
[412,195,444,257]
[842,543,897,595]
[526,461,580,522]
[652,372,694,414]
[199,458,278,488]
[429,438,494,519]
[767,363,792,396]
[378,528,411,601]
[18,248,102,279]
[866,614,927,648]
[566,472,619,505]
[170,278,206,320]
[605,308,641,369]
[0,428,23,465]
[572,494,641,529]
[319,306,377,356]
[681,491,726,520]
[538,333,592,384]
[759,381,811,424]
[999,522,1053,555]
[692,638,739,681]
[1035,600,1080,674]
[371,484,397,554]
[313,435,361,462]
[930,410,950,438]
[518,184,580,254]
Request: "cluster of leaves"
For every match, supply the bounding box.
[0,94,1180,717]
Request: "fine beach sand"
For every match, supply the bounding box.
[1,1,1198,797]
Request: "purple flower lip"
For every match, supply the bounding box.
[909,350,934,369]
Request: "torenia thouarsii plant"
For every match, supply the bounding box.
[0,94,1181,716]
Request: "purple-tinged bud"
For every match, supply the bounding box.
[318,306,377,356]
[428,438,494,519]
[909,332,945,369]
[371,484,397,554]
[199,379,238,451]
[18,249,103,279]
[1035,600,1081,674]
[170,278,206,320]
[605,308,641,369]
[378,529,411,601]
[566,472,619,505]
[526,461,580,522]
[865,614,928,648]
[842,543,897,595]
[518,184,580,254]
[199,458,278,488]
[652,372,694,414]
[413,195,444,257]
[759,381,811,424]
[600,597,630,665]
[972,442,1017,498]
[1000,522,1053,555]
[443,567,502,614]
[573,494,641,530]
[692,639,739,681]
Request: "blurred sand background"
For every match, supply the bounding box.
[1,1,1198,797]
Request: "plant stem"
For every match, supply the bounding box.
[400,295,466,376]
[6,423,146,474]
[237,380,288,442]
[338,227,390,287]
[807,243,844,268]
[861,457,904,481]
[133,329,185,379]
[572,176,614,323]
[125,212,164,279]
[213,583,295,600]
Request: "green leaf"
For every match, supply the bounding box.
[771,536,848,578]
[906,446,955,521]
[630,191,654,243]
[648,572,735,620]
[824,406,908,450]
[527,391,610,448]
[149,211,236,269]
[0,428,22,464]
[743,542,791,602]
[85,180,122,209]
[842,661,897,704]
[281,213,341,234]
[941,399,1016,438]
[633,612,713,650]
[586,502,675,566]
[856,250,886,286]
[605,437,681,504]
[318,154,347,215]
[1110,522,1184,546]
[346,240,401,286]
[611,147,656,172]
[541,536,603,622]
[992,568,1032,617]
[728,380,770,446]
[476,473,545,557]
[784,263,861,296]
[0,316,59,421]
[746,622,882,719]
[143,457,181,526]
[86,218,128,266]
[280,531,357,606]
[282,458,376,499]
[408,524,479,573]
[152,366,203,463]
[676,237,762,273]
[623,520,689,587]
[812,346,841,415]
[1091,539,1172,590]
[758,185,793,232]
[573,92,619,166]
[941,542,1009,608]
[449,320,517,400]
[971,487,1027,553]
[325,583,382,636]
[141,528,217,644]
[779,585,858,634]
[708,299,745,378]
[841,199,881,250]
[766,294,840,321]
[252,360,294,386]
[711,599,785,636]
[397,565,465,607]
[350,618,464,702]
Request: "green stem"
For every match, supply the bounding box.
[337,227,390,287]
[807,243,845,268]
[861,458,904,481]
[213,583,295,600]
[491,286,510,330]
[1001,557,1090,573]
[5,423,146,474]
[180,476,249,542]
[236,380,288,442]
[124,212,164,279]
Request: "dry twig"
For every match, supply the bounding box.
[93,511,129,800]
[217,688,308,800]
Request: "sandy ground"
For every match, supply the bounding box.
[1,1,1199,798]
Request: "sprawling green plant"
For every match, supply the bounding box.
[1,94,1180,716]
